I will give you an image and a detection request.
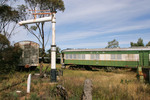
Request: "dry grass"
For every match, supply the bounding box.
[0,64,150,100]
[58,67,150,100]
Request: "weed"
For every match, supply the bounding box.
[12,92,18,100]
[32,80,38,85]
[28,93,40,100]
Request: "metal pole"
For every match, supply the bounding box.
[50,12,57,82]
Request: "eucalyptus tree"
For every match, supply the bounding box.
[0,0,9,5]
[106,39,119,48]
[146,41,150,46]
[130,38,144,47]
[19,0,65,62]
[0,0,20,39]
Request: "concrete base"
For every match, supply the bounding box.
[50,69,57,82]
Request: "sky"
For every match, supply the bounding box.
[10,0,150,51]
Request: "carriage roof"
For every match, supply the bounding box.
[62,47,150,52]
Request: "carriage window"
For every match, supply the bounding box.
[111,54,115,60]
[81,54,85,60]
[78,54,81,59]
[111,54,122,60]
[66,54,69,59]
[117,54,122,60]
[91,54,94,60]
[74,54,76,59]
[96,54,99,60]
[68,54,70,59]
[70,54,72,59]
[91,54,99,60]
[72,54,74,59]
[72,54,76,59]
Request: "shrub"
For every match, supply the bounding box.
[0,34,22,74]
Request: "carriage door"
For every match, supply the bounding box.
[139,51,149,67]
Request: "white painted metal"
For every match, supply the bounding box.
[27,74,31,93]
[52,14,56,45]
[51,13,56,69]
[19,16,52,25]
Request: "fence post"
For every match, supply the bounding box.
[27,74,31,93]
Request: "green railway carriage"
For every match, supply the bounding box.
[61,47,150,68]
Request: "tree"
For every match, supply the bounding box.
[0,34,10,50]
[146,41,150,46]
[106,39,119,48]
[0,34,22,74]
[19,0,65,62]
[0,0,10,5]
[130,38,144,47]
[0,1,20,39]
[0,0,17,5]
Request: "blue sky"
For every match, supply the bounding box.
[10,0,150,50]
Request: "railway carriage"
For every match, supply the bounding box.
[61,47,150,69]
[14,41,39,68]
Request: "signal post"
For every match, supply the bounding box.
[19,9,57,82]
[51,11,57,82]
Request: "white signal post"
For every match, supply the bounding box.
[50,11,57,82]
[18,10,57,82]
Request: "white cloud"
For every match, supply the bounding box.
[56,19,150,42]
[56,0,150,25]
[60,41,107,49]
